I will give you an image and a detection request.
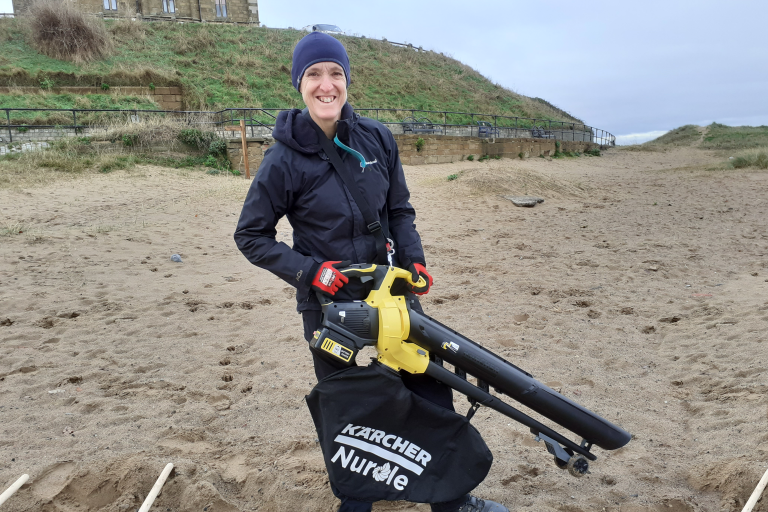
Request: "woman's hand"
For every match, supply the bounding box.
[311,261,350,296]
[408,263,433,295]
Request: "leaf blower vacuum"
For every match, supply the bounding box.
[308,264,631,477]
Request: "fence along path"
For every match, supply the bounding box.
[2,107,615,146]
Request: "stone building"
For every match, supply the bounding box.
[12,0,259,24]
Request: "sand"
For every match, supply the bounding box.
[1,147,767,512]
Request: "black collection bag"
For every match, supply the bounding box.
[305,363,493,503]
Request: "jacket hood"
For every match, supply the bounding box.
[272,103,358,155]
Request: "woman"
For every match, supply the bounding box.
[234,31,507,512]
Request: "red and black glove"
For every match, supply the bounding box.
[408,263,433,295]
[311,260,350,296]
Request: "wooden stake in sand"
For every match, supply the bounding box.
[0,474,29,506]
[742,466,768,512]
[239,119,251,180]
[225,119,251,179]
[138,463,174,512]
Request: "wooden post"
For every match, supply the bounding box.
[224,121,251,179]
[240,119,250,179]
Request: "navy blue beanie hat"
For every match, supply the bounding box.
[291,32,351,92]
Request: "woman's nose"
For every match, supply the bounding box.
[319,74,335,91]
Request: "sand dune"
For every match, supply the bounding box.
[1,147,767,511]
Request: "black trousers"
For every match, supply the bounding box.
[302,300,471,512]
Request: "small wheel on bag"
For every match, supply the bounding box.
[566,454,589,477]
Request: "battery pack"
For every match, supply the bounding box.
[309,327,359,366]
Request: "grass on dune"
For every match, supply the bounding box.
[644,125,702,147]
[0,17,584,125]
[700,123,768,151]
[0,92,158,110]
[624,121,768,169]
[724,148,768,170]
[628,124,768,161]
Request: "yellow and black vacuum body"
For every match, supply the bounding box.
[308,264,631,476]
[310,301,379,366]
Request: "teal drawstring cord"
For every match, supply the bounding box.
[334,135,367,171]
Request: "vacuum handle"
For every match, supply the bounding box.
[314,263,424,304]
[314,263,379,305]
[405,273,427,289]
[330,264,423,294]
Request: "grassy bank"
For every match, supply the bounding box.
[0,113,235,189]
[0,138,231,190]
[726,149,768,169]
[626,123,768,151]
[700,123,768,150]
[644,124,702,147]
[0,92,159,124]
[642,123,768,151]
[626,123,768,170]
[0,17,583,125]
[0,92,158,111]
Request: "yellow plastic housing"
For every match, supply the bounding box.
[365,266,429,374]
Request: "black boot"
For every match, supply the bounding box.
[457,496,509,512]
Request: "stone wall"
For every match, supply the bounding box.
[0,86,183,111]
[383,123,594,142]
[396,135,483,165]
[223,135,598,174]
[198,0,251,22]
[13,0,129,15]
[247,0,258,23]
[143,0,196,18]
[1,126,104,144]
[394,134,597,165]
[226,137,271,174]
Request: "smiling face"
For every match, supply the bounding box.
[300,62,347,128]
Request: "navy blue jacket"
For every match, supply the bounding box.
[234,103,426,311]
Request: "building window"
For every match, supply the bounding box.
[215,0,227,18]
[162,0,175,13]
[103,0,117,10]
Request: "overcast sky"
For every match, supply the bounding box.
[3,0,766,144]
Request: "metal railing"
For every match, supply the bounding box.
[1,107,615,146]
[1,107,218,143]
[355,108,613,145]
